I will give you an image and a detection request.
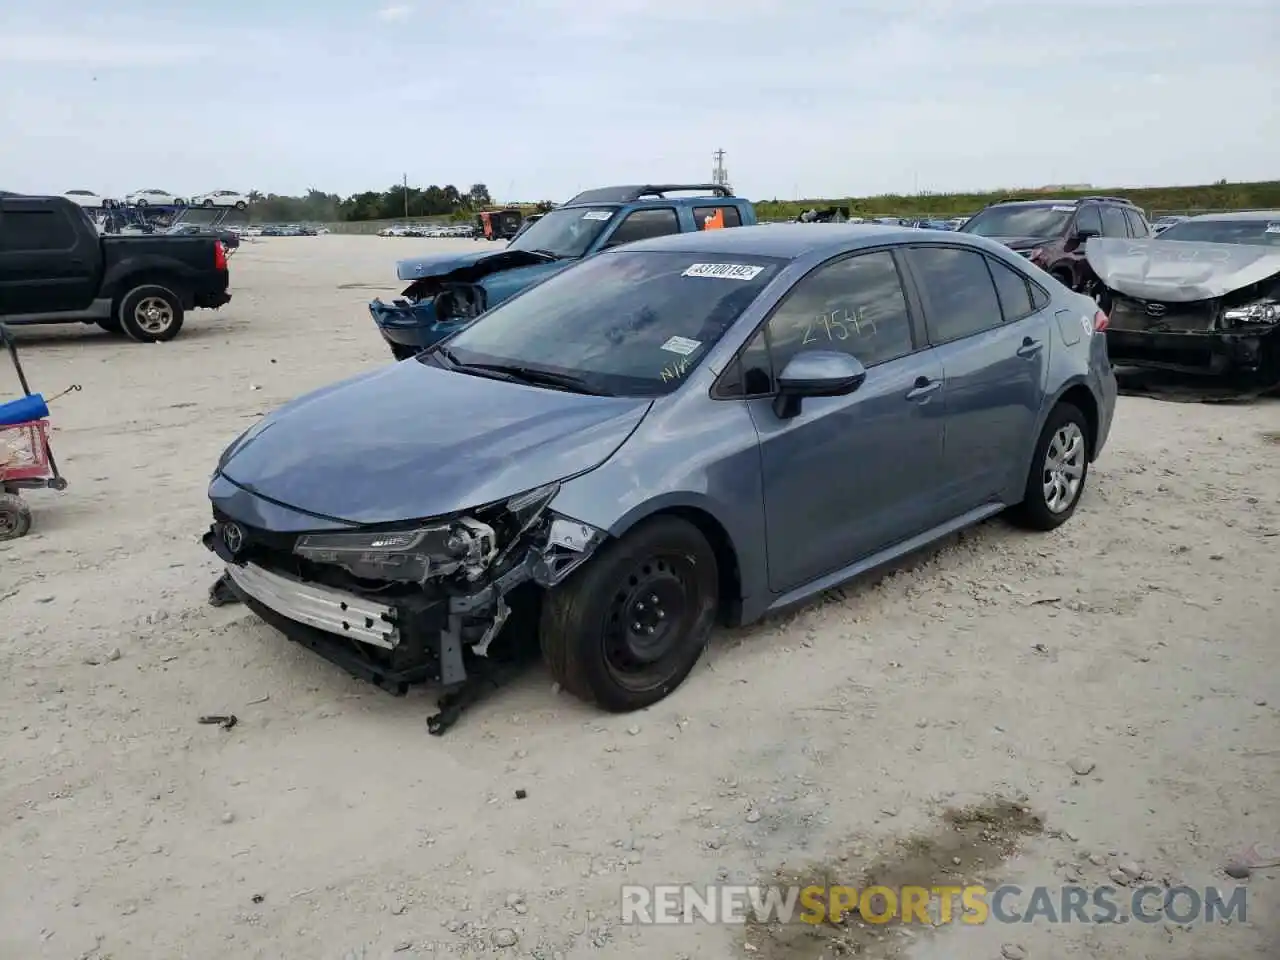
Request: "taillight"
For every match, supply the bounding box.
[1093,309,1109,332]
[213,240,227,270]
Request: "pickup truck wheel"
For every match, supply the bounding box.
[539,515,718,712]
[118,285,185,343]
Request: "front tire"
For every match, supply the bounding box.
[1010,402,1090,531]
[118,284,185,342]
[540,515,718,712]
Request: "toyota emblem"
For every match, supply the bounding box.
[221,522,244,554]
[1145,302,1166,317]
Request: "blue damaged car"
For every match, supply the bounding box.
[368,183,757,359]
[204,224,1116,733]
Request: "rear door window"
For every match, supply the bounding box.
[907,246,1004,343]
[0,207,78,251]
[1100,206,1128,237]
[986,256,1037,322]
[693,206,743,230]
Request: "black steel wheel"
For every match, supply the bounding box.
[541,515,718,712]
[0,492,32,541]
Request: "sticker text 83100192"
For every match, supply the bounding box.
[801,306,877,345]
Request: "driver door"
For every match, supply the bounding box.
[743,249,947,593]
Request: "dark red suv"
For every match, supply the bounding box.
[958,196,1150,294]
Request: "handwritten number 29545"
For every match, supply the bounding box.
[802,307,874,345]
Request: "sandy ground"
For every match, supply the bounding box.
[1,235,1277,960]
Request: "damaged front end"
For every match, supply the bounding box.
[1087,238,1280,388]
[368,250,562,361]
[202,482,606,733]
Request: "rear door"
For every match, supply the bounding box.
[0,197,102,316]
[903,245,1052,511]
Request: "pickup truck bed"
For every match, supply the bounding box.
[0,194,231,342]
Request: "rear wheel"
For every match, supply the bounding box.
[0,493,32,541]
[540,515,718,712]
[1010,402,1090,531]
[118,284,185,342]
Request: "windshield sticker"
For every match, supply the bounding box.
[1051,205,1076,212]
[1266,223,1280,234]
[682,263,764,281]
[581,210,612,220]
[661,335,702,356]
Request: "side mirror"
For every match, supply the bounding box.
[1074,226,1100,241]
[773,350,867,419]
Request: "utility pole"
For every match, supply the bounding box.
[403,173,409,218]
[712,149,729,188]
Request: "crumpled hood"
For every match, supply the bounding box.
[217,361,652,525]
[1086,238,1280,302]
[396,247,555,282]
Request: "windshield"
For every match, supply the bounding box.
[506,205,617,259]
[960,205,1075,239]
[1156,218,1280,246]
[431,250,782,397]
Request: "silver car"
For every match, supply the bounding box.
[203,224,1117,729]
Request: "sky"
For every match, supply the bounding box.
[1,0,1277,203]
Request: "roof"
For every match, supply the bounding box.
[565,183,735,205]
[986,195,1137,208]
[616,222,953,260]
[1182,209,1280,221]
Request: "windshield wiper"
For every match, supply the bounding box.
[459,362,609,395]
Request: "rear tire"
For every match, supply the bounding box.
[118,284,185,343]
[1010,402,1090,531]
[0,493,32,541]
[540,515,718,712]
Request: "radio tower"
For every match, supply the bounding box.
[711,149,729,188]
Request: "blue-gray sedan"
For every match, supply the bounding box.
[202,224,1117,725]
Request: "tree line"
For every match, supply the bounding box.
[247,183,497,224]
[755,179,1280,222]
[244,178,1280,224]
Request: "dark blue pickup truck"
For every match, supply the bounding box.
[369,184,757,359]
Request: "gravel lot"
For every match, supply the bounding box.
[2,236,1277,960]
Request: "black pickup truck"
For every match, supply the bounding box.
[0,193,231,342]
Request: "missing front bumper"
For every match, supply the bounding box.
[1106,327,1280,378]
[226,562,400,649]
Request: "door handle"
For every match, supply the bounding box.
[905,377,940,401]
[1016,337,1043,359]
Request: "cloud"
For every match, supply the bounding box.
[376,5,413,22]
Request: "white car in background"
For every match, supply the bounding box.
[124,189,183,207]
[63,189,108,208]
[190,189,250,210]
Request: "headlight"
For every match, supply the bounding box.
[294,522,465,583]
[1223,300,1278,325]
